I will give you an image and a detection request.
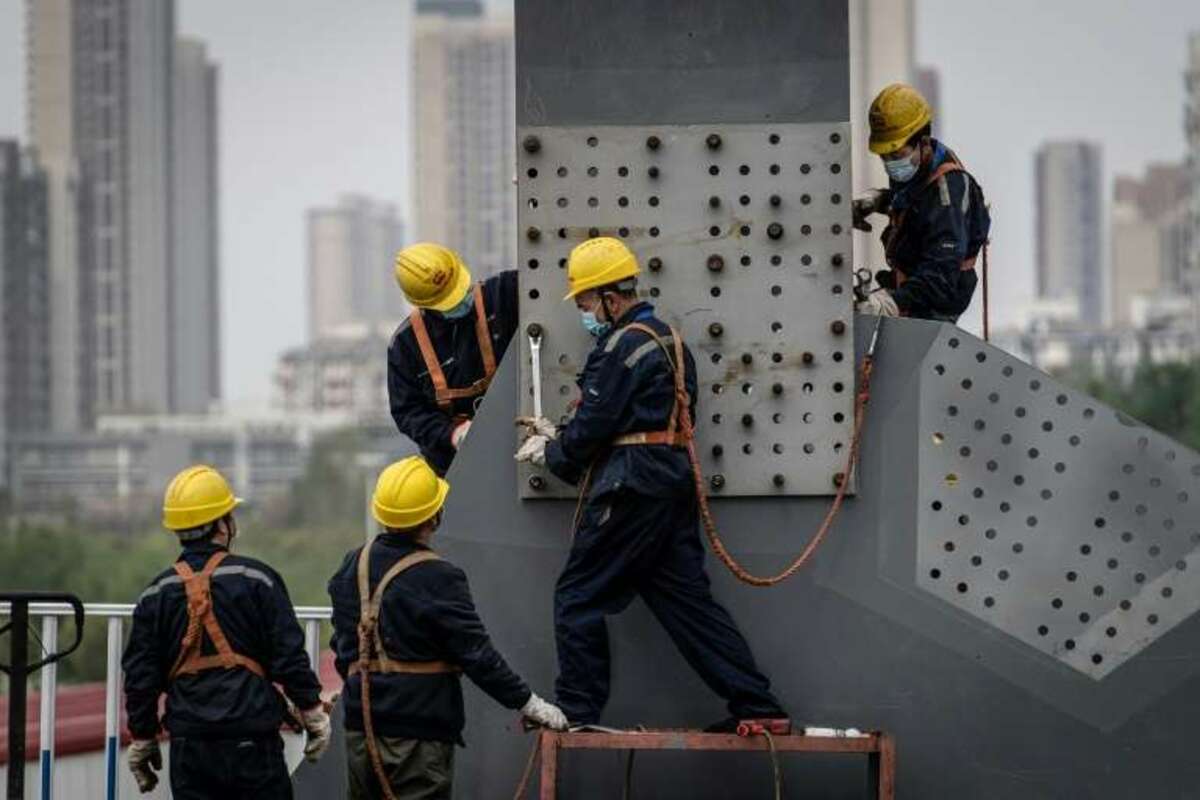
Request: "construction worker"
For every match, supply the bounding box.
[514,237,788,730]
[388,243,518,475]
[327,455,567,800]
[122,465,330,799]
[853,82,991,323]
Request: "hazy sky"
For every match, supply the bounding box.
[0,1,1198,410]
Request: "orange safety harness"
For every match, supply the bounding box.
[354,544,461,800]
[591,321,880,587]
[168,551,266,681]
[885,155,991,341]
[409,283,498,414]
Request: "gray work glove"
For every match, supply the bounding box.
[852,189,888,232]
[515,415,557,438]
[301,704,332,763]
[450,419,472,450]
[521,692,569,730]
[127,738,162,794]
[514,434,550,466]
[856,289,900,317]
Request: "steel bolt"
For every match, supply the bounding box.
[830,320,846,336]
[773,474,786,488]
[648,166,660,179]
[526,227,541,242]
[648,257,663,272]
[769,194,782,207]
[772,382,784,396]
[708,322,724,337]
[646,135,661,150]
[526,323,543,338]
[708,195,721,208]
[771,352,783,364]
[741,353,753,365]
[711,474,726,490]
[528,475,545,490]
[588,227,600,238]
[741,413,754,427]
[832,253,845,268]
[706,133,723,150]
[802,351,815,365]
[712,444,724,458]
[767,222,784,240]
[522,135,541,154]
[706,254,725,272]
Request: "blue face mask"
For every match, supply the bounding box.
[884,151,919,184]
[438,292,475,320]
[580,310,611,338]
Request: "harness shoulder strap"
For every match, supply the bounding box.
[613,323,690,447]
[355,545,452,674]
[168,551,266,681]
[408,284,497,414]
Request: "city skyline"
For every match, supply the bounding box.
[2,1,1200,410]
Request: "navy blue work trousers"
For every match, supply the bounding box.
[553,488,783,724]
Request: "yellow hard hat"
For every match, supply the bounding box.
[563,237,641,300]
[394,243,473,312]
[372,456,450,530]
[868,83,933,156]
[162,465,243,531]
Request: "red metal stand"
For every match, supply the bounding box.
[534,728,896,799]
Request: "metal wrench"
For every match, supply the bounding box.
[528,324,544,419]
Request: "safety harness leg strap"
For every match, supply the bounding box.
[409,283,497,413]
[168,551,267,681]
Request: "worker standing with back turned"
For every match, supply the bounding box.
[327,455,567,800]
[515,237,789,731]
[122,465,330,798]
[388,243,518,475]
[853,83,991,324]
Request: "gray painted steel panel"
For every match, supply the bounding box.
[516,124,855,497]
[440,318,1200,798]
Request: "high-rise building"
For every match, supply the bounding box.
[0,142,52,485]
[308,195,407,341]
[1186,32,1200,301]
[27,0,219,426]
[172,38,221,413]
[1035,141,1104,327]
[848,0,915,274]
[412,1,515,276]
[914,66,941,139]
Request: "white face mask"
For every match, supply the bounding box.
[884,149,920,183]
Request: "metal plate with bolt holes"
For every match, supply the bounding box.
[515,123,855,499]
[917,326,1200,679]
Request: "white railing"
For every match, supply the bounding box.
[1,602,332,800]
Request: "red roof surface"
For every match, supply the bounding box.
[0,651,342,765]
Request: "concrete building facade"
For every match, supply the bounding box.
[1187,32,1200,306]
[1035,141,1104,327]
[171,38,221,413]
[412,1,515,276]
[307,195,407,342]
[1110,165,1191,328]
[0,142,52,487]
[274,325,392,417]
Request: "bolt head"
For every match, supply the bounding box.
[773,474,785,487]
[706,133,722,150]
[830,320,846,336]
[741,413,754,427]
[646,135,661,150]
[741,353,753,365]
[648,257,663,272]
[767,222,784,240]
[772,383,784,395]
[706,254,725,272]
[528,475,545,490]
[526,227,541,241]
[711,474,726,489]
[522,135,541,154]
[707,322,724,337]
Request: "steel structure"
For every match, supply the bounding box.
[435,1,1200,796]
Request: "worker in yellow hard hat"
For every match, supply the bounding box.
[122,465,330,798]
[388,243,518,475]
[854,82,991,324]
[327,456,566,799]
[515,238,788,731]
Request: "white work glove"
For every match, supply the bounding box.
[514,434,550,466]
[521,692,569,730]
[450,419,472,450]
[515,415,557,438]
[852,189,888,232]
[127,738,162,794]
[856,289,900,317]
[300,705,332,763]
